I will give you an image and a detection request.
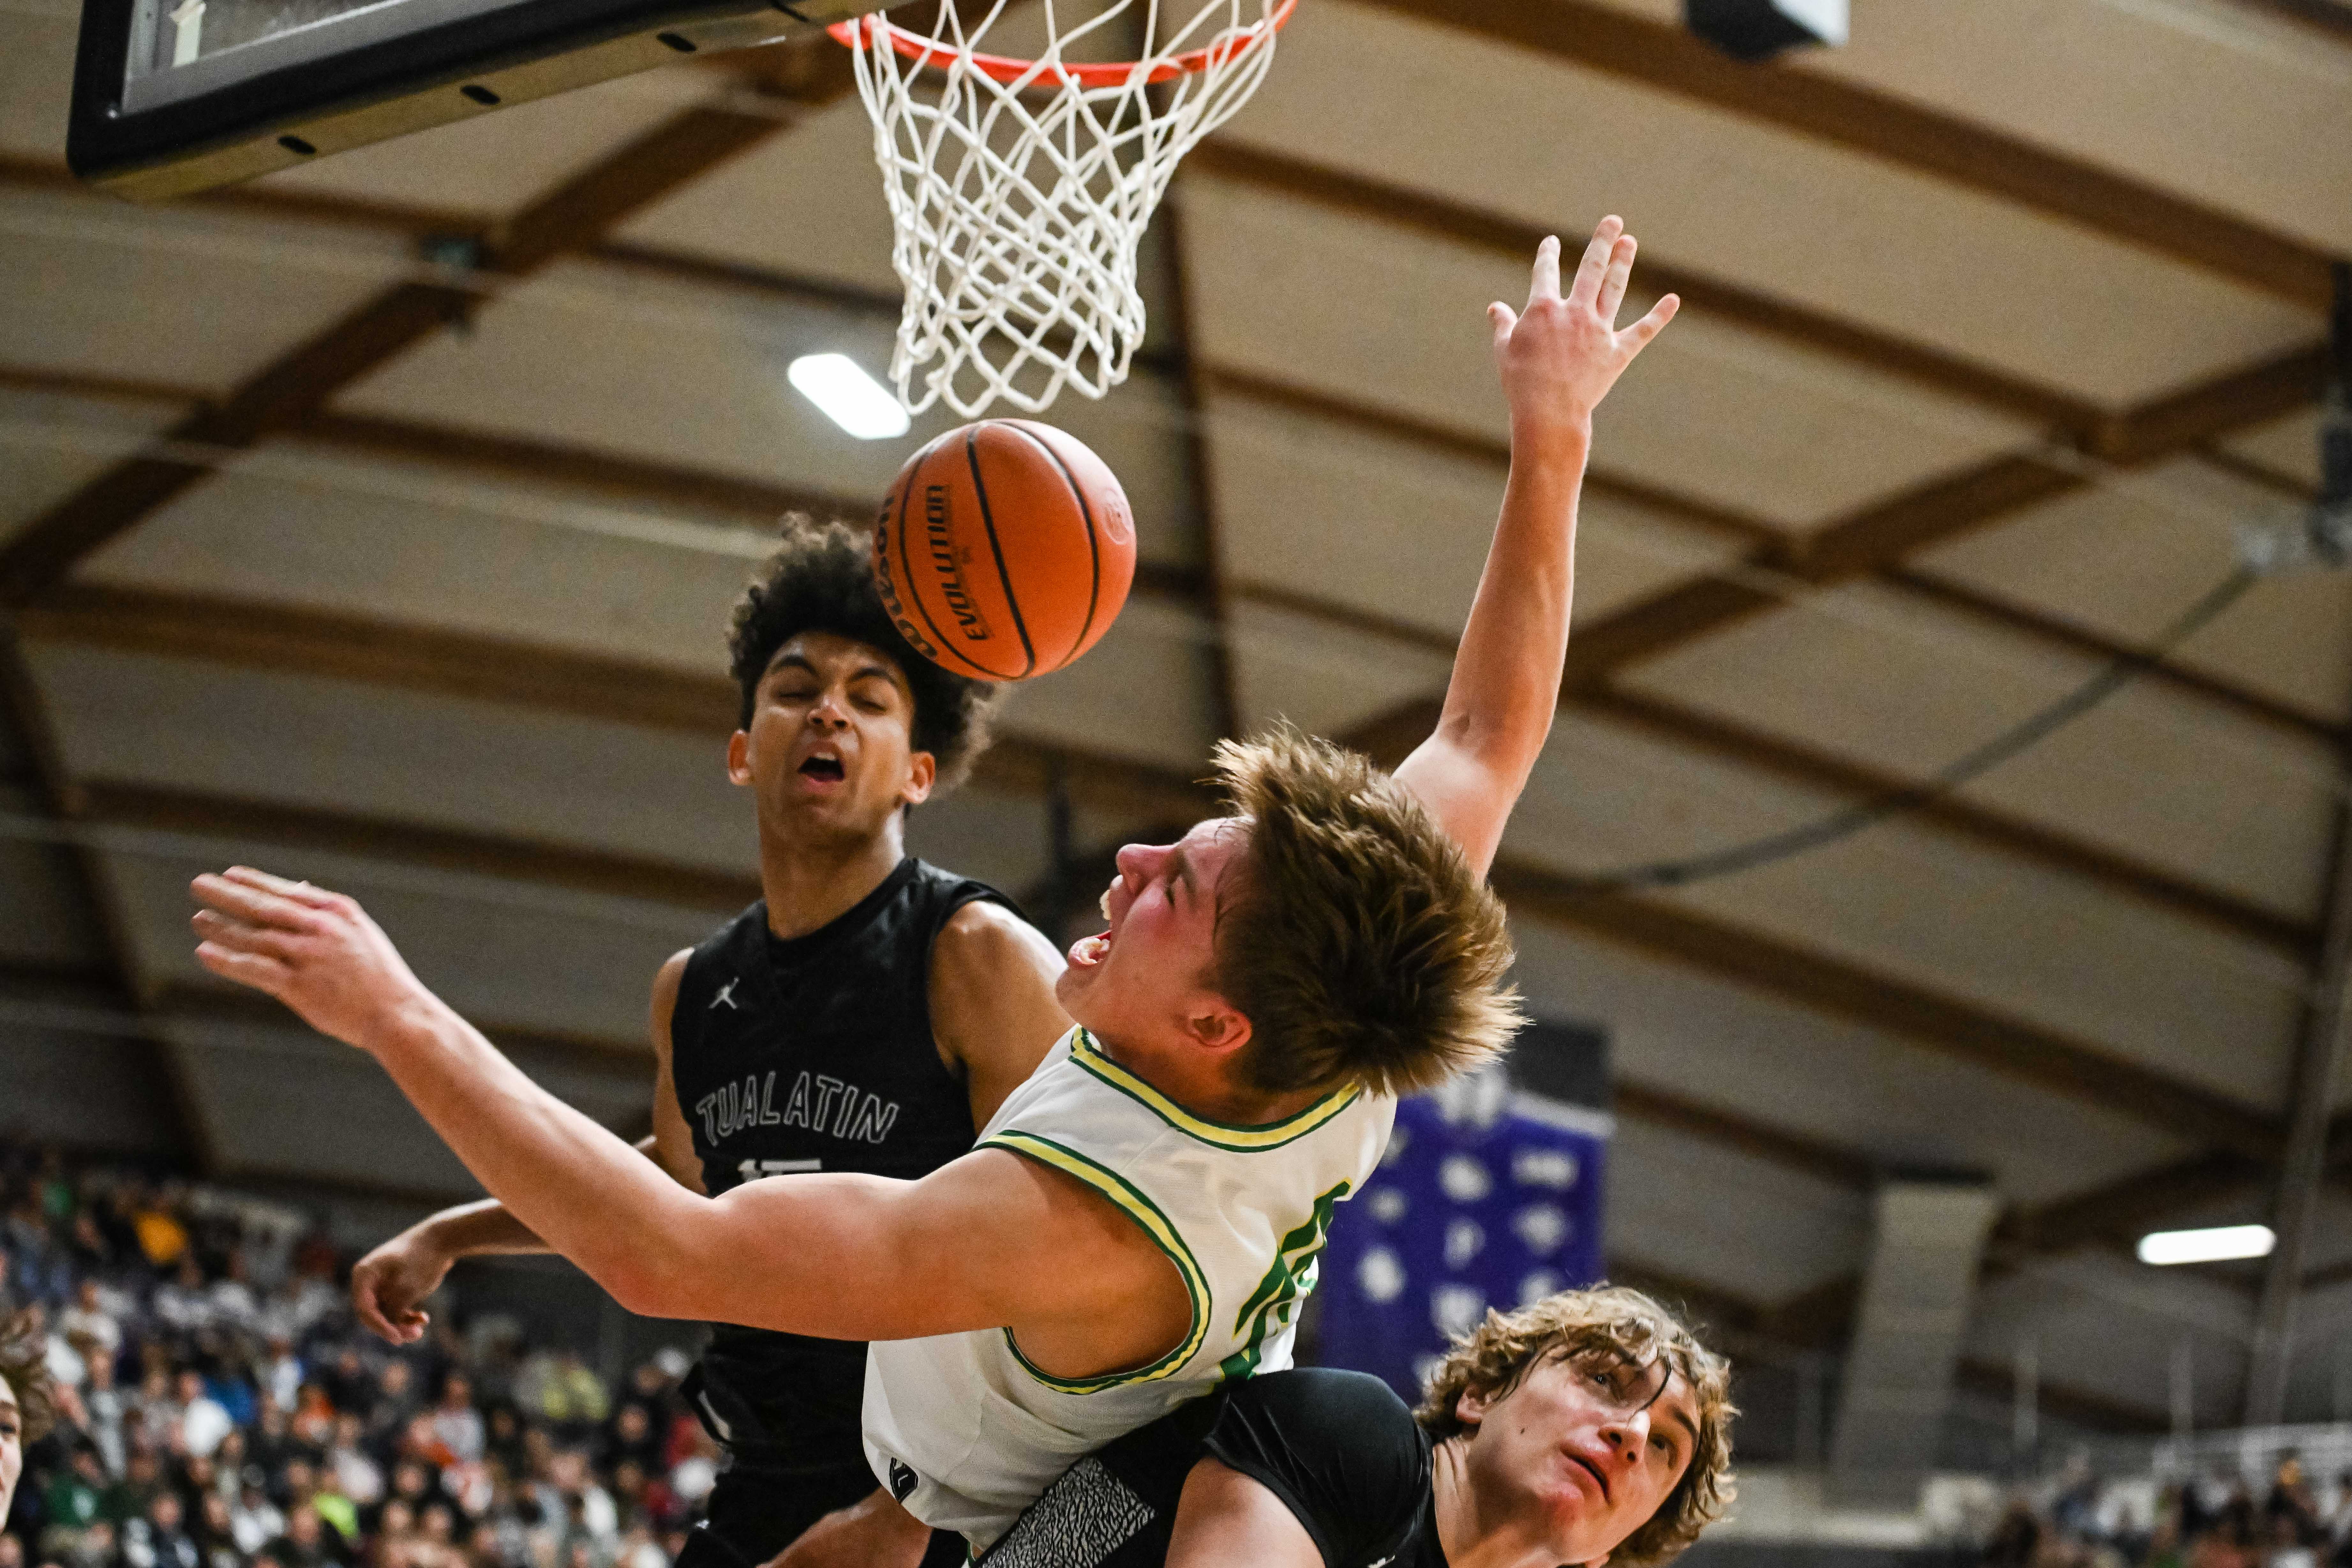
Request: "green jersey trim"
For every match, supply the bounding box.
[1068,1028,1362,1151]
[980,1131,1213,1394]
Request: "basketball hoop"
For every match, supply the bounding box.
[829,1,1296,418]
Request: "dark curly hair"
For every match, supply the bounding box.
[727,516,1001,789]
[0,1306,58,1447]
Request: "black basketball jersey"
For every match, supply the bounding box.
[669,856,1018,1469]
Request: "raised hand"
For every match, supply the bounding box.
[1487,216,1678,443]
[190,867,437,1052]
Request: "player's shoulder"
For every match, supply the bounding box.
[1221,1366,1417,1434]
[1204,1371,1430,1564]
[931,898,1064,993]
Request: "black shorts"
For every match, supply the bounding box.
[674,1457,968,1568]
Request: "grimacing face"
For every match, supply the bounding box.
[1055,818,1250,1053]
[729,631,934,840]
[1456,1350,1699,1567]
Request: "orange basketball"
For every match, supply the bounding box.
[870,419,1137,682]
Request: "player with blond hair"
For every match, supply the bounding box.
[981,1284,1737,1568]
[189,216,1679,1560]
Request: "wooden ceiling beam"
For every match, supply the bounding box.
[0,38,855,609]
[1349,0,2340,310]
[1879,567,2337,745]
[1581,686,2315,959]
[1236,577,2310,959]
[16,583,1218,827]
[0,625,214,1169]
[1210,364,2333,749]
[1990,1152,2265,1258]
[1314,341,2329,754]
[1490,859,2284,1162]
[1187,140,2104,437]
[78,779,760,915]
[1612,1079,1877,1193]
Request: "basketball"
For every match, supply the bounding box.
[870,420,1138,682]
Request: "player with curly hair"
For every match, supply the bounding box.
[2,1307,61,1527]
[339,519,1073,1568]
[979,1284,1736,1568]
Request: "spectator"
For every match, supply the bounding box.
[39,1444,106,1558]
[176,1371,235,1461]
[122,1490,203,1568]
[102,1449,166,1526]
[325,1418,382,1512]
[272,1501,339,1568]
[259,1340,302,1419]
[80,1349,128,1478]
[426,1380,480,1471]
[230,1482,284,1559]
[196,1491,246,1568]
[57,1284,119,1369]
[131,1194,190,1274]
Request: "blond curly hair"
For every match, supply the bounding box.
[1208,725,1523,1098]
[1415,1284,1736,1567]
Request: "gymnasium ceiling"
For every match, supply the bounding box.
[3,0,2350,1443]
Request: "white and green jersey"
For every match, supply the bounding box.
[861,1025,1393,1552]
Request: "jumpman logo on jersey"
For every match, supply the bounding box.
[710,978,741,1011]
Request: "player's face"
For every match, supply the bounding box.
[731,632,934,837]
[1057,817,1249,1053]
[1461,1348,1698,1565]
[0,1372,22,1523]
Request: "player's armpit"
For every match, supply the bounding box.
[668,1148,1183,1358]
[930,901,1072,1127]
[646,949,707,1193]
[1166,1459,1324,1568]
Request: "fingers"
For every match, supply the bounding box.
[221,865,344,910]
[1623,292,1680,355]
[190,907,309,964]
[192,871,320,932]
[194,939,293,994]
[1565,215,1623,310]
[352,1277,400,1343]
[1527,234,1562,305]
[1488,300,1518,356]
[1595,234,1637,325]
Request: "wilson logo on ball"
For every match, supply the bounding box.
[870,420,1136,682]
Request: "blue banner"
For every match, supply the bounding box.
[1312,1061,1611,1405]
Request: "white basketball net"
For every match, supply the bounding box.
[837,1,1290,418]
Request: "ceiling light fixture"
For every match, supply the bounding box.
[2136,1224,2275,1266]
[788,353,910,440]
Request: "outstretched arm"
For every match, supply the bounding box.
[189,869,1169,1346]
[1393,216,1676,877]
[349,954,706,1344]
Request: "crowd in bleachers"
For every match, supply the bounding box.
[1984,1452,2352,1568]
[1,1146,722,1568]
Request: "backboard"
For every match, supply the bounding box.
[66,0,862,199]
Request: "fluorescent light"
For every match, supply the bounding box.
[2137,1224,2274,1266]
[787,353,909,440]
